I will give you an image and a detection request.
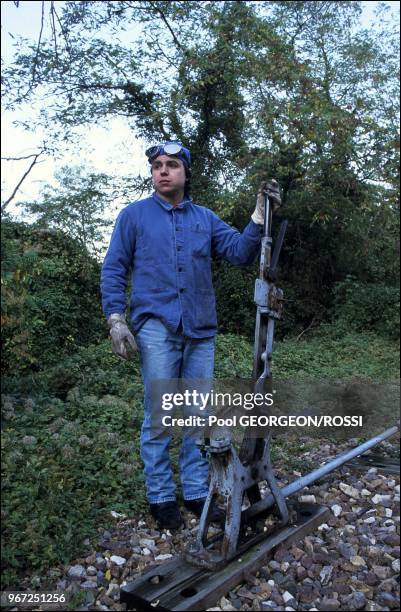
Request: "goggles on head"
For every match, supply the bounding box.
[145,141,191,168]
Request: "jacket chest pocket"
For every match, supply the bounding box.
[190,225,213,294]
[136,228,173,264]
[190,225,211,258]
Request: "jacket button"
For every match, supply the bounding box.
[178,267,182,272]
[179,288,184,293]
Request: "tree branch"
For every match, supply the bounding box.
[296,316,319,342]
[50,1,59,63]
[52,3,73,57]
[1,153,43,161]
[288,3,330,46]
[30,0,45,88]
[149,1,183,51]
[2,152,44,212]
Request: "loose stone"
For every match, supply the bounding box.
[67,564,86,580]
[331,505,342,517]
[339,483,360,499]
[110,555,126,566]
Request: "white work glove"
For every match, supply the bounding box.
[251,180,282,225]
[107,313,138,360]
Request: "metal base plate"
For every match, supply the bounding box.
[347,454,400,474]
[120,502,329,611]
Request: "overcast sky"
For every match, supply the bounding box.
[1,0,149,215]
[1,0,400,214]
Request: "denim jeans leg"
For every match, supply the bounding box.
[179,336,215,501]
[135,318,183,504]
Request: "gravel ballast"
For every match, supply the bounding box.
[16,437,399,611]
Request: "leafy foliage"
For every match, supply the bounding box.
[273,327,400,380]
[1,0,400,592]
[332,277,400,339]
[2,328,399,588]
[1,219,104,375]
[213,260,257,339]
[1,392,145,588]
[17,166,114,256]
[2,1,400,330]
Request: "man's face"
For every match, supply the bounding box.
[151,154,186,196]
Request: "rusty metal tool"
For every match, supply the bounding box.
[184,188,289,570]
[120,426,399,609]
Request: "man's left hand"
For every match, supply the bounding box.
[251,179,282,225]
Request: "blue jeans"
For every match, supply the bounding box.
[135,317,215,504]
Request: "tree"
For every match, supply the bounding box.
[2,0,399,334]
[18,166,114,256]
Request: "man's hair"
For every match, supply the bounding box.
[184,166,191,195]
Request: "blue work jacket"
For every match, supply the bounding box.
[101,192,263,338]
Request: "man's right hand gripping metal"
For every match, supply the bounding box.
[251,179,281,225]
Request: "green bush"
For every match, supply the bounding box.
[333,277,400,339]
[213,260,257,339]
[3,340,141,399]
[1,219,105,375]
[1,392,146,589]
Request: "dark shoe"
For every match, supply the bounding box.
[184,498,226,524]
[149,501,183,530]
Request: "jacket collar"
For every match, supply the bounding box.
[152,191,192,211]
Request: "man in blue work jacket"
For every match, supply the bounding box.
[101,141,281,530]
